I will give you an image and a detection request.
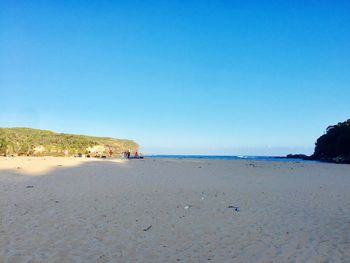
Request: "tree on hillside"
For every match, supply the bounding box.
[0,138,7,156]
[313,119,350,161]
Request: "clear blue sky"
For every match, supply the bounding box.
[1,1,349,155]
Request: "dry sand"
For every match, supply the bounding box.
[1,157,350,263]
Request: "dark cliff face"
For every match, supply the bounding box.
[312,119,350,164]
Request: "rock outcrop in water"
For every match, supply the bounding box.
[286,154,308,159]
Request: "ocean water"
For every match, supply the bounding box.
[145,155,316,163]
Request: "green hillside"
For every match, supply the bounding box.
[0,128,138,157]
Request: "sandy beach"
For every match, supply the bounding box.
[1,157,349,263]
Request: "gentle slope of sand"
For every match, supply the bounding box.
[1,157,350,262]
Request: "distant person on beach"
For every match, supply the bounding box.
[64,149,69,157]
[109,149,113,157]
[121,151,130,159]
[134,151,139,158]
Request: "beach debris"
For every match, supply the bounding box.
[184,205,192,209]
[57,164,63,167]
[227,205,240,212]
[143,225,152,231]
[198,166,202,168]
[21,210,29,216]
[26,185,34,188]
[17,167,22,169]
